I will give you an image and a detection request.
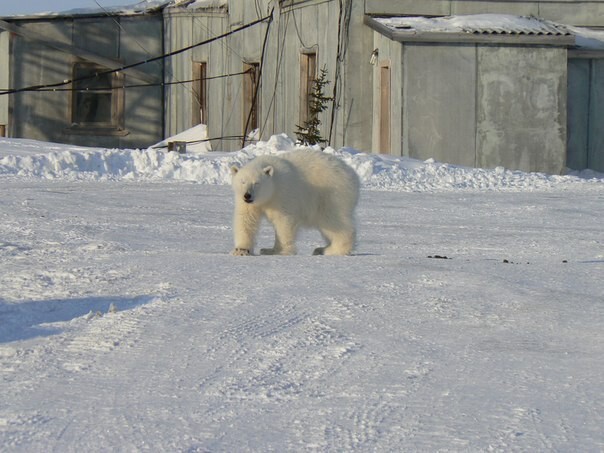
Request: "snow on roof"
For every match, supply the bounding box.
[66,0,229,15]
[566,25,604,50]
[371,14,604,49]
[151,124,212,154]
[0,0,226,19]
[0,1,171,18]
[170,0,228,9]
[374,14,571,37]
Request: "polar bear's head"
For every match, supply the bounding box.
[230,162,275,206]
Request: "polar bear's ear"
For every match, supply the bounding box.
[230,165,240,176]
[263,166,274,177]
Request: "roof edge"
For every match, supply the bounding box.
[365,15,576,47]
[0,1,170,21]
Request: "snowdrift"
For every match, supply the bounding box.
[0,134,601,192]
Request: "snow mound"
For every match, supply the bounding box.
[151,124,212,154]
[0,134,602,192]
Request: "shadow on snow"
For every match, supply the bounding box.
[0,295,154,343]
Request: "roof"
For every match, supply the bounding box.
[164,0,228,14]
[566,25,604,51]
[169,0,228,9]
[0,0,227,20]
[376,14,571,36]
[366,14,576,46]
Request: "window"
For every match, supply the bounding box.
[192,62,208,126]
[243,62,260,136]
[300,52,317,125]
[70,62,125,134]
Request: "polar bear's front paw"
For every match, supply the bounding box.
[232,248,252,256]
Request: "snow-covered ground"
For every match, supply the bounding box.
[1,135,603,451]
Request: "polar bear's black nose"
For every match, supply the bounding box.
[244,192,253,203]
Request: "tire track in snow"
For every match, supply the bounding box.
[173,291,367,448]
[198,297,360,402]
[61,299,155,372]
[321,401,402,451]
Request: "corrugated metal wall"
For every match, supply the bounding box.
[568,58,604,172]
[161,0,601,173]
[164,0,374,152]
[10,21,72,143]
[9,14,164,149]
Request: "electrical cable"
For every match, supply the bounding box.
[0,13,272,96]
[192,14,245,62]
[6,70,253,92]
[328,0,351,146]
[260,7,290,141]
[290,7,314,51]
[93,0,197,106]
[150,134,249,149]
[242,8,274,147]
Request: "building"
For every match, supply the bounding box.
[0,2,165,149]
[2,0,604,173]
[366,14,573,174]
[164,0,604,173]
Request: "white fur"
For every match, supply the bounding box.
[230,150,360,256]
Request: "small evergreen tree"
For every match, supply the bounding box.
[295,66,333,146]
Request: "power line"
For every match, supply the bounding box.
[4,70,253,93]
[328,0,352,146]
[94,0,163,73]
[150,134,250,150]
[192,15,245,62]
[0,13,272,97]
[290,7,315,51]
[261,7,290,140]
[93,0,196,108]
[242,8,274,147]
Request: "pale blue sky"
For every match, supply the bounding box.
[0,1,136,16]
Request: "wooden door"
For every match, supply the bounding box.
[379,62,391,154]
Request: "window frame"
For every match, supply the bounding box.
[379,60,391,154]
[192,61,208,126]
[299,51,317,126]
[67,61,127,136]
[243,62,261,136]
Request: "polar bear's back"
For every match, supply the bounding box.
[273,150,359,222]
[281,149,359,195]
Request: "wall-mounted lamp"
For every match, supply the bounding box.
[370,48,379,65]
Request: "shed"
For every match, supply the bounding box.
[366,14,574,174]
[0,2,167,148]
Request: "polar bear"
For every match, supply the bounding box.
[230,149,360,256]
